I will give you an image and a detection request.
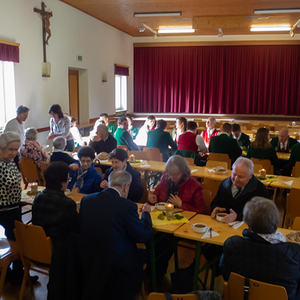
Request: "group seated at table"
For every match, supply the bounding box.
[221,197,300,300]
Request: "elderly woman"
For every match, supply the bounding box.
[148,155,206,214]
[100,148,143,202]
[247,127,280,174]
[221,197,300,300]
[68,146,102,194]
[20,127,49,180]
[48,104,74,152]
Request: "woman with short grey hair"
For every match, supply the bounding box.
[149,155,205,214]
[20,127,49,180]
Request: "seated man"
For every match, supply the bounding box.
[50,136,79,171]
[271,129,298,153]
[32,161,80,249]
[221,197,300,300]
[94,113,117,136]
[178,121,208,154]
[89,124,117,154]
[211,157,269,223]
[231,123,250,150]
[80,171,153,299]
[114,117,139,151]
[201,117,218,148]
[283,142,300,176]
[100,148,143,202]
[146,119,177,162]
[209,123,242,165]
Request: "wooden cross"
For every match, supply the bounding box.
[34,2,53,63]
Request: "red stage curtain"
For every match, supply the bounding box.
[134,45,300,115]
[0,43,19,63]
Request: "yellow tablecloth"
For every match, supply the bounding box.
[151,211,189,226]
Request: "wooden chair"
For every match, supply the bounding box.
[284,189,300,228]
[95,166,103,176]
[19,158,42,189]
[206,160,228,170]
[14,221,53,300]
[202,178,222,199]
[40,161,49,185]
[223,272,288,300]
[73,146,81,152]
[129,150,149,161]
[202,189,213,215]
[250,158,273,174]
[183,157,195,166]
[143,148,163,162]
[117,145,129,155]
[207,153,231,169]
[292,161,300,177]
[148,293,198,300]
[292,217,300,230]
[253,164,263,174]
[0,234,20,297]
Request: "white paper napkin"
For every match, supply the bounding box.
[283,180,293,186]
[99,159,108,163]
[207,169,214,173]
[228,221,244,229]
[201,228,220,239]
[140,164,151,167]
[191,169,197,173]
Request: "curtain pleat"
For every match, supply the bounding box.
[0,43,19,63]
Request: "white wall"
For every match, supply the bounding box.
[0,0,134,143]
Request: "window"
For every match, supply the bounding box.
[0,61,16,130]
[115,74,127,112]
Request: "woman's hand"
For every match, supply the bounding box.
[168,194,182,208]
[100,180,108,189]
[148,192,157,204]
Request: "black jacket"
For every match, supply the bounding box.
[221,229,300,300]
[89,133,117,154]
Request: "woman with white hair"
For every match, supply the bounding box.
[221,197,300,300]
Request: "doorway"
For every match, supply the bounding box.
[69,69,79,123]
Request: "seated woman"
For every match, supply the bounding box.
[100,148,143,202]
[19,127,49,182]
[135,115,156,146]
[172,117,187,143]
[32,161,80,250]
[221,197,300,300]
[148,155,206,214]
[68,146,102,194]
[247,127,280,174]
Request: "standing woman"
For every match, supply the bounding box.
[48,104,74,152]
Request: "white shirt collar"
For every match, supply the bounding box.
[207,128,215,136]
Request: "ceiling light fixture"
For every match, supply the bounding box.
[158,27,195,33]
[290,18,300,38]
[134,12,181,18]
[218,28,223,37]
[250,25,291,32]
[140,23,160,38]
[254,8,300,14]
[139,25,145,32]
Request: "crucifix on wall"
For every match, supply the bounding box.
[34,2,53,77]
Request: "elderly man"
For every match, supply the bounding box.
[211,157,269,223]
[80,171,153,299]
[4,105,29,143]
[89,124,117,154]
[114,117,139,151]
[271,129,298,153]
[209,123,242,165]
[201,117,218,148]
[231,123,250,150]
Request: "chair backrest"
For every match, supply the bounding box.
[202,178,222,199]
[143,148,163,162]
[207,153,231,169]
[74,146,81,152]
[148,293,198,300]
[14,221,53,265]
[138,180,148,204]
[183,157,195,166]
[250,158,273,174]
[117,145,129,156]
[95,166,103,176]
[292,216,300,230]
[40,161,49,185]
[284,188,300,228]
[253,164,263,174]
[206,160,228,170]
[292,161,300,177]
[129,150,149,161]
[223,272,288,300]
[19,157,42,189]
[202,188,213,215]
[173,149,200,166]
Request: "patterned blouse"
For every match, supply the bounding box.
[20,140,48,169]
[49,116,73,141]
[0,158,22,209]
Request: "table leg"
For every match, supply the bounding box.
[149,234,157,292]
[193,241,202,290]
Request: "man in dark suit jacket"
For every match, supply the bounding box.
[271,129,298,153]
[209,123,242,165]
[230,123,250,150]
[80,170,153,299]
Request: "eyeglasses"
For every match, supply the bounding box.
[167,172,182,178]
[80,159,92,164]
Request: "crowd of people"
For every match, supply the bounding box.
[1,105,300,299]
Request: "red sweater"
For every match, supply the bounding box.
[154,175,206,214]
[201,129,218,147]
[178,132,198,152]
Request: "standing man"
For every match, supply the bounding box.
[4,105,29,143]
[80,171,153,299]
[201,117,218,148]
[114,117,139,150]
[271,129,298,153]
[211,157,269,223]
[231,124,250,150]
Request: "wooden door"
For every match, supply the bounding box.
[68,70,79,123]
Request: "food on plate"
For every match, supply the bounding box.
[286,231,300,242]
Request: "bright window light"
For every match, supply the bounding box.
[250,25,291,31]
[158,27,195,34]
[115,75,127,112]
